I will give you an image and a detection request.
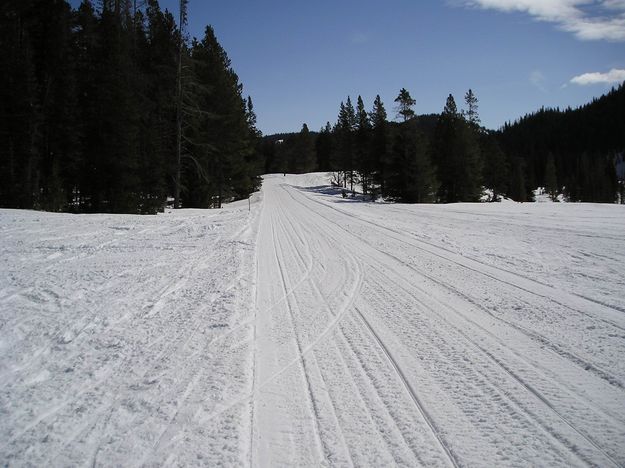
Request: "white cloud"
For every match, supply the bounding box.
[459,0,625,41]
[570,68,625,84]
[603,0,625,9]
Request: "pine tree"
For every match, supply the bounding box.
[0,0,42,209]
[141,0,179,212]
[355,95,372,195]
[463,89,480,126]
[173,0,188,208]
[573,152,617,202]
[481,134,509,201]
[388,120,438,202]
[246,96,261,138]
[344,97,357,192]
[315,122,333,172]
[509,158,527,202]
[432,94,482,202]
[185,26,256,208]
[94,2,142,212]
[29,0,80,211]
[394,88,416,122]
[73,0,100,210]
[292,123,315,173]
[369,95,388,198]
[334,97,356,190]
[544,153,558,201]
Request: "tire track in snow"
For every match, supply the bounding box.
[267,215,328,463]
[207,202,365,448]
[283,181,555,466]
[353,306,460,468]
[362,263,614,467]
[285,183,594,466]
[273,202,356,467]
[278,185,457,466]
[300,189,625,329]
[360,240,623,467]
[286,186,625,390]
[283,182,623,466]
[326,194,625,331]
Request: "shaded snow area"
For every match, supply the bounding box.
[2,173,625,467]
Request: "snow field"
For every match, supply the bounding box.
[1,173,625,467]
[1,199,261,466]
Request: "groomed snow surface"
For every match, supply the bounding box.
[1,173,625,467]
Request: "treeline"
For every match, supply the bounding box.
[0,0,262,213]
[262,89,508,203]
[263,85,625,203]
[499,83,625,203]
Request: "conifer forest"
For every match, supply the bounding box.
[1,0,262,213]
[1,0,624,213]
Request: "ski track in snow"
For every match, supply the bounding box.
[1,173,625,467]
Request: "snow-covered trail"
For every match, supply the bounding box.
[251,174,625,467]
[2,173,624,466]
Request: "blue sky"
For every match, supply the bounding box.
[72,0,625,134]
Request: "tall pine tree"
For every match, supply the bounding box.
[432,94,483,202]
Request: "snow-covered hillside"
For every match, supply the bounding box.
[2,173,624,466]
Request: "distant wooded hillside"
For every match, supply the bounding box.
[262,86,624,203]
[498,83,625,202]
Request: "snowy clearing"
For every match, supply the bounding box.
[2,173,625,466]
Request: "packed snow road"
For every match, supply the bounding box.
[1,173,625,467]
[252,174,625,467]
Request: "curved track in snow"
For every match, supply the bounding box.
[251,174,625,467]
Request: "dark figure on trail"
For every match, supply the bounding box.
[342,189,347,198]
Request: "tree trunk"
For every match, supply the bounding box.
[173,0,184,209]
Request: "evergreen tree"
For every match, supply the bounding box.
[185,26,256,208]
[394,87,416,122]
[388,119,438,202]
[570,152,617,202]
[509,157,527,202]
[291,123,315,173]
[544,153,558,201]
[432,94,483,202]
[463,89,480,126]
[355,95,372,195]
[73,0,100,210]
[173,0,188,208]
[246,96,261,138]
[481,134,509,201]
[344,97,357,192]
[315,122,333,172]
[141,0,179,212]
[93,2,142,212]
[334,97,356,190]
[29,0,80,211]
[369,95,388,197]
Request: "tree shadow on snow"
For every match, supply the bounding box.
[292,185,372,203]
